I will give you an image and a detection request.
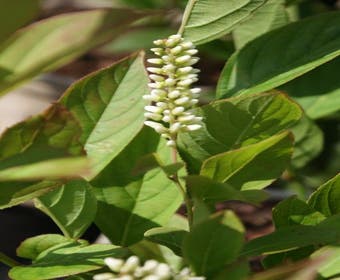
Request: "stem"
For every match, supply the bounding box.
[0,252,20,267]
[171,145,194,230]
[178,0,197,35]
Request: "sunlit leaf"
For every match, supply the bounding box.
[233,0,289,49]
[9,243,127,280]
[200,132,293,190]
[178,91,301,173]
[217,12,340,98]
[60,52,149,177]
[92,127,182,246]
[182,0,268,44]
[183,211,244,277]
[308,173,340,217]
[35,180,97,239]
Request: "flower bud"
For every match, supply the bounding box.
[172,107,185,115]
[142,260,159,273]
[164,78,176,86]
[174,97,190,105]
[170,45,183,55]
[178,79,195,87]
[147,67,163,74]
[181,41,194,48]
[169,122,182,133]
[154,263,171,277]
[147,58,163,65]
[177,66,193,74]
[120,256,139,273]
[144,105,163,114]
[149,74,165,82]
[144,121,167,133]
[162,115,171,122]
[175,55,191,64]
[168,90,181,99]
[104,257,124,272]
[148,83,163,89]
[151,89,167,98]
[156,102,167,109]
[150,47,163,54]
[185,49,198,55]
[144,112,162,121]
[162,64,176,72]
[142,275,161,280]
[153,39,164,46]
[186,124,202,131]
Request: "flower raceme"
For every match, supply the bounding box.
[143,34,202,147]
[93,255,205,280]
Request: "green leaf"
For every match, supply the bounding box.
[233,0,289,49]
[213,262,250,280]
[0,9,146,95]
[35,180,97,239]
[273,196,326,228]
[251,257,325,280]
[134,215,187,269]
[262,246,316,269]
[132,153,184,177]
[264,196,326,268]
[60,52,149,177]
[17,234,71,260]
[241,213,340,257]
[290,115,324,169]
[313,246,340,279]
[183,211,244,277]
[9,243,127,280]
[308,173,340,217]
[0,105,83,170]
[280,57,340,119]
[178,91,302,173]
[192,198,213,226]
[182,0,268,45]
[0,0,39,42]
[216,12,340,98]
[0,157,90,181]
[0,180,61,210]
[0,105,85,209]
[144,227,188,256]
[200,132,293,190]
[65,274,94,280]
[92,127,182,246]
[186,175,269,205]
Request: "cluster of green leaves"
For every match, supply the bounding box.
[0,0,339,279]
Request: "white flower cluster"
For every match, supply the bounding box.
[144,34,202,147]
[93,256,205,280]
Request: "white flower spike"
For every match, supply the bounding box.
[93,255,205,280]
[143,34,202,147]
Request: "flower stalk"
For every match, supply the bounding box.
[0,252,20,268]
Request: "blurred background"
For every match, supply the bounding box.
[0,0,339,278]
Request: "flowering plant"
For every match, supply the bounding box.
[0,1,339,280]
